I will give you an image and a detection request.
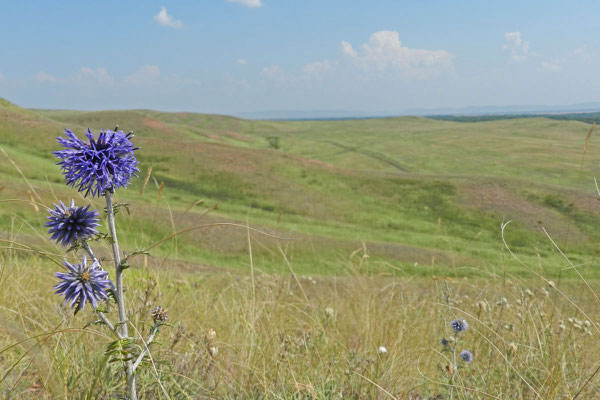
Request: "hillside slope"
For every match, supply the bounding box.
[2,99,600,277]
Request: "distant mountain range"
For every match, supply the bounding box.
[235,102,600,120]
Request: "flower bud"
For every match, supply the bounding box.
[151,305,169,322]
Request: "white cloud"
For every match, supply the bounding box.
[75,67,114,86]
[227,0,263,8]
[261,65,281,79]
[341,41,357,57]
[303,60,336,79]
[573,46,592,61]
[503,32,529,62]
[340,31,453,76]
[124,65,160,85]
[154,6,183,29]
[540,60,563,71]
[34,71,57,83]
[236,58,247,65]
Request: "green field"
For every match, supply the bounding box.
[5,97,600,398]
[1,97,599,278]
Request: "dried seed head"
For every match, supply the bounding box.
[206,329,217,342]
[497,297,509,307]
[325,307,335,317]
[377,346,388,354]
[209,346,219,358]
[476,301,488,313]
[151,305,169,322]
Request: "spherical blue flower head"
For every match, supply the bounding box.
[54,128,139,197]
[46,200,100,246]
[460,350,474,362]
[451,319,469,333]
[54,255,111,310]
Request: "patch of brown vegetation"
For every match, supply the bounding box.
[284,153,338,171]
[460,181,588,243]
[216,130,255,143]
[142,117,178,137]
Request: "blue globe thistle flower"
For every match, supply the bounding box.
[451,319,469,333]
[54,255,112,311]
[46,200,100,246]
[54,128,139,197]
[460,350,474,362]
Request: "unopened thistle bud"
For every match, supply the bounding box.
[151,305,169,322]
[460,350,474,362]
[450,319,469,333]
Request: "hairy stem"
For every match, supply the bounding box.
[81,241,99,264]
[82,240,117,294]
[132,323,159,371]
[106,191,137,400]
[97,312,123,340]
[450,331,458,400]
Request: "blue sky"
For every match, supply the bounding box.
[1,1,599,115]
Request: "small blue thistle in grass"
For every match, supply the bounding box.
[54,127,139,197]
[460,350,474,362]
[54,255,112,310]
[46,200,100,246]
[451,318,469,333]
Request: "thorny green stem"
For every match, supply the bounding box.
[106,191,137,400]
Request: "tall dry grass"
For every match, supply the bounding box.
[1,235,600,399]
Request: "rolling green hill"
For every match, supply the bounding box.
[3,98,600,277]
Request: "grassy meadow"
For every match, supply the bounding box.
[2,97,600,398]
